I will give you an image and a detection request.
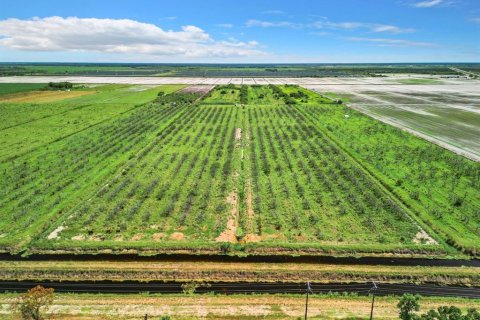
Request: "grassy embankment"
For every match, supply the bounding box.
[0,293,479,319]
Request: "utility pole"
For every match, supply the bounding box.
[304,281,313,320]
[369,281,378,320]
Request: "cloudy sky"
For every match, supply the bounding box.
[0,0,479,63]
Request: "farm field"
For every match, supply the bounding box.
[0,83,478,258]
[25,85,442,256]
[304,80,480,162]
[0,84,187,251]
[0,293,479,320]
[0,84,184,160]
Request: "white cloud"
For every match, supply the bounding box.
[245,19,298,28]
[246,19,414,34]
[412,0,443,8]
[371,25,415,33]
[0,16,264,58]
[348,37,435,47]
[312,21,414,33]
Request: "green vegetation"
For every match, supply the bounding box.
[398,294,479,320]
[1,62,472,77]
[30,84,433,255]
[0,83,47,95]
[0,84,185,251]
[203,84,240,104]
[0,84,478,257]
[46,81,73,90]
[0,84,183,160]
[300,90,479,255]
[10,285,55,320]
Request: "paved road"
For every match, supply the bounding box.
[1,281,479,298]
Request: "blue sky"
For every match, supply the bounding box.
[0,0,479,63]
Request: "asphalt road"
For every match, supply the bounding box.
[1,281,479,298]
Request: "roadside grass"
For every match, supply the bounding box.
[0,260,478,285]
[0,293,479,320]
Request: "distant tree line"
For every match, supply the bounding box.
[46,82,73,90]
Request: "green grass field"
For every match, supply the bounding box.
[0,83,48,95]
[0,84,478,257]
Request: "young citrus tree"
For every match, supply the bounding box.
[11,285,55,320]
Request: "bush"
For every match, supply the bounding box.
[47,82,73,90]
[397,294,480,320]
[11,285,55,320]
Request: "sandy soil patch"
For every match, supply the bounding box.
[88,235,105,241]
[242,181,260,243]
[216,192,238,243]
[123,85,157,92]
[235,128,242,140]
[180,85,215,94]
[170,232,185,241]
[131,234,144,241]
[413,230,438,245]
[71,234,85,241]
[47,226,65,240]
[0,90,95,103]
[261,233,288,241]
[152,233,166,241]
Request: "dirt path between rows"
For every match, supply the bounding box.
[235,127,242,140]
[215,192,239,243]
[242,181,260,243]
